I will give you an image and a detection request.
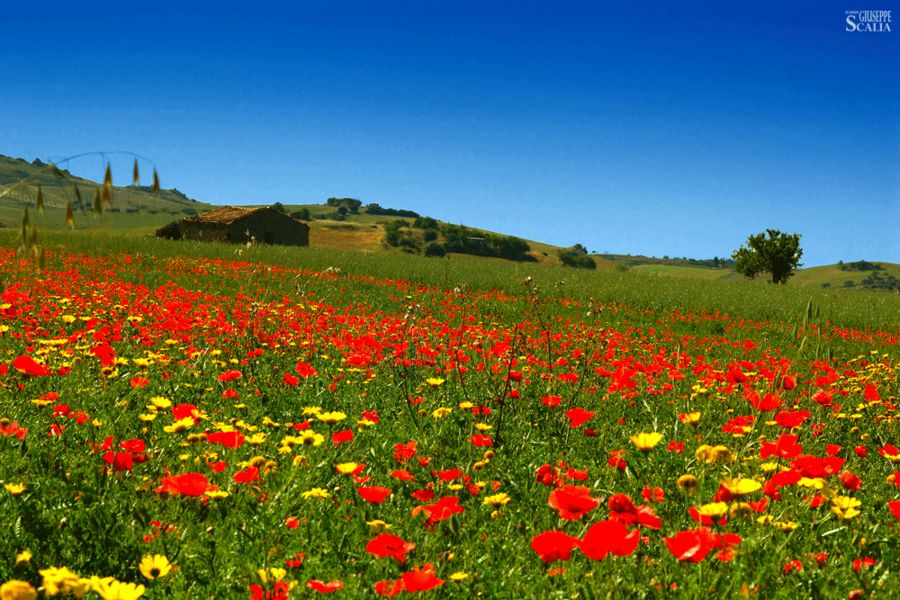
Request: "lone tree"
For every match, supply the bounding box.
[732,229,803,284]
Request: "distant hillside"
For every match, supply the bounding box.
[0,154,211,230]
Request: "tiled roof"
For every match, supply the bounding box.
[188,206,268,225]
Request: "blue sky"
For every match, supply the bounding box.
[2,0,897,265]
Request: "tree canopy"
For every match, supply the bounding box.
[732,229,803,284]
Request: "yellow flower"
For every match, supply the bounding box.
[482,493,511,507]
[831,496,862,520]
[797,477,826,490]
[139,555,173,580]
[163,417,195,433]
[316,411,346,424]
[432,407,452,419]
[335,462,361,476]
[302,406,322,416]
[302,488,331,500]
[425,377,445,387]
[91,579,145,600]
[366,519,391,533]
[5,483,26,497]
[297,431,325,446]
[15,550,32,565]
[678,412,701,425]
[630,432,663,452]
[0,580,37,600]
[720,477,761,497]
[40,567,89,598]
[695,445,734,464]
[676,474,698,493]
[694,502,728,519]
[773,520,798,532]
[449,572,469,582]
[204,490,230,499]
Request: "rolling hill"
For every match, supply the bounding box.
[0,154,211,231]
[2,154,895,292]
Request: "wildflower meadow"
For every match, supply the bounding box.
[0,233,897,599]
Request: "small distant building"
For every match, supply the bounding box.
[156,206,309,246]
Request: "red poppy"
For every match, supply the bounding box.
[541,395,562,407]
[530,531,579,563]
[12,355,51,377]
[565,407,595,428]
[838,471,862,490]
[155,472,211,497]
[307,579,343,593]
[579,519,640,560]
[103,451,134,472]
[295,361,317,378]
[419,496,464,525]
[548,485,599,520]
[366,533,416,562]
[217,370,242,382]
[206,430,245,449]
[233,466,260,484]
[374,579,405,598]
[773,409,811,429]
[393,441,417,463]
[747,390,782,412]
[401,564,444,592]
[888,500,900,521]
[663,528,717,562]
[332,429,354,445]
[358,486,392,504]
[469,434,493,447]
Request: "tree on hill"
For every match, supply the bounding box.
[732,229,803,284]
[558,244,596,269]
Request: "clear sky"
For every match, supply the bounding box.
[2,0,897,266]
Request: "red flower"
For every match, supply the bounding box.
[469,434,493,447]
[760,434,803,460]
[374,579,405,598]
[366,533,416,562]
[206,430,245,449]
[12,355,51,377]
[888,500,900,521]
[401,564,444,592]
[773,409,810,429]
[548,485,599,520]
[393,441,418,463]
[295,361,318,378]
[663,528,717,562]
[579,519,640,560]
[233,466,260,484]
[155,472,211,497]
[419,496,464,525]
[541,395,562,407]
[530,531,579,563]
[217,370,242,382]
[306,579,343,593]
[838,471,862,491]
[747,390,782,412]
[565,407,595,428]
[853,557,876,572]
[332,429,354,445]
[282,373,300,386]
[358,486,392,504]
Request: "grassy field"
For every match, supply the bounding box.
[0,228,897,598]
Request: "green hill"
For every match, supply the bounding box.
[0,154,211,231]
